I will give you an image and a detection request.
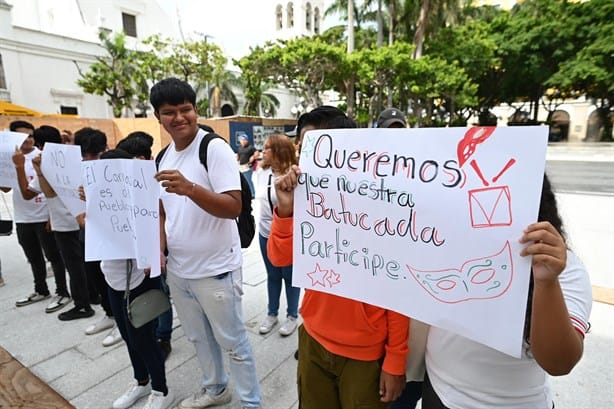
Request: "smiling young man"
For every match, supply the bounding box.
[151,78,261,409]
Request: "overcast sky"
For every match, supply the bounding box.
[157,0,340,60]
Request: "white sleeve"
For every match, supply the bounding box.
[559,250,592,336]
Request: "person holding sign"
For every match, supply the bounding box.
[117,132,173,361]
[151,78,260,409]
[91,148,175,409]
[422,175,592,409]
[30,126,94,321]
[267,106,409,408]
[2,120,70,313]
[254,132,300,336]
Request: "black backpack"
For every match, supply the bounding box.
[155,132,256,248]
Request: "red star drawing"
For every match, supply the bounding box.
[307,263,328,287]
[326,269,341,287]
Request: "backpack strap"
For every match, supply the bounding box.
[154,144,170,171]
[198,132,226,171]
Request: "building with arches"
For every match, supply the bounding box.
[274,1,325,39]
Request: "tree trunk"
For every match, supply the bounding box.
[346,0,356,118]
[376,0,383,48]
[413,0,429,59]
[388,0,395,45]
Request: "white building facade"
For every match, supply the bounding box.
[0,0,180,118]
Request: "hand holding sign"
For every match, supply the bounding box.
[12,146,25,167]
[276,165,301,217]
[155,169,193,196]
[520,221,567,282]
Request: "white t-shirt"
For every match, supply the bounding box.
[159,129,242,279]
[29,177,79,232]
[101,258,145,291]
[13,148,48,223]
[254,167,276,238]
[426,250,592,409]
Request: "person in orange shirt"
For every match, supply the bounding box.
[267,106,409,409]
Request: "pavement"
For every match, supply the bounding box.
[0,143,613,409]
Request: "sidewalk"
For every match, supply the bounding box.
[1,163,613,408]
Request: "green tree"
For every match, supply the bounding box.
[546,0,614,140]
[208,69,241,117]
[235,48,281,117]
[75,31,138,118]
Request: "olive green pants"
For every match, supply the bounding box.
[297,325,388,409]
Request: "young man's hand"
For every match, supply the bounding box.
[155,169,193,196]
[12,146,25,168]
[379,370,406,402]
[32,154,42,173]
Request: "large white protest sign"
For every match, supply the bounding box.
[293,126,548,357]
[82,159,160,277]
[41,143,85,217]
[0,132,28,188]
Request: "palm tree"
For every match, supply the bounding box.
[207,69,241,117]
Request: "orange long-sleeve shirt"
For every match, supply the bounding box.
[267,209,409,375]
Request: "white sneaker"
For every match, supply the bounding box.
[278,316,298,336]
[45,295,72,313]
[144,389,175,409]
[102,325,123,347]
[258,315,278,334]
[85,315,115,335]
[113,382,151,409]
[178,387,231,408]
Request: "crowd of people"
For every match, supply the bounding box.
[0,77,592,409]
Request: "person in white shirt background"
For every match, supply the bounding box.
[254,132,300,337]
[1,120,70,313]
[422,174,592,409]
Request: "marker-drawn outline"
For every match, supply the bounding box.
[406,241,513,304]
[468,186,512,228]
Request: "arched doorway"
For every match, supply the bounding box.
[586,110,601,141]
[548,110,570,142]
[221,104,235,117]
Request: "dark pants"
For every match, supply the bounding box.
[297,325,388,409]
[107,276,167,393]
[85,260,113,316]
[155,273,172,341]
[80,227,112,316]
[54,230,90,308]
[389,381,423,409]
[16,222,68,296]
[421,372,448,409]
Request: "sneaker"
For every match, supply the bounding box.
[279,316,298,336]
[258,315,278,334]
[0,277,5,287]
[144,389,175,409]
[16,292,50,307]
[178,387,231,408]
[157,339,172,361]
[45,295,72,313]
[85,315,115,335]
[113,381,152,409]
[58,306,95,321]
[102,325,123,347]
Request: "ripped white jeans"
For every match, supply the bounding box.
[168,268,260,407]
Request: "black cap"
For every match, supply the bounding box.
[377,108,407,128]
[286,126,297,137]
